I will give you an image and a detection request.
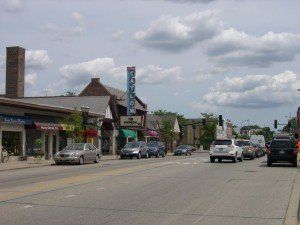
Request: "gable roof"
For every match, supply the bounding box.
[18,96,111,117]
[147,114,179,132]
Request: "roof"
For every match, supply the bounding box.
[17,96,111,116]
[0,97,101,117]
[103,85,146,111]
[147,114,178,130]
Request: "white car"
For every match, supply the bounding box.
[210,139,243,163]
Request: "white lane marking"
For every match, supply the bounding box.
[20,205,33,209]
[175,162,180,164]
[193,163,198,165]
[96,188,105,191]
[66,194,76,198]
[143,177,148,179]
[182,162,190,165]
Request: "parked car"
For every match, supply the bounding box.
[190,146,197,151]
[119,141,149,159]
[210,139,243,163]
[54,143,101,165]
[174,145,192,156]
[253,144,265,158]
[236,139,256,160]
[267,139,298,167]
[147,141,166,158]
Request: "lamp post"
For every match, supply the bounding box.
[81,106,90,143]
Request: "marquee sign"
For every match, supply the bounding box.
[120,116,142,127]
[127,66,136,115]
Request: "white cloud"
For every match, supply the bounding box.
[26,50,52,70]
[0,0,23,13]
[206,28,300,68]
[202,71,300,108]
[134,10,222,52]
[25,73,37,86]
[189,101,218,114]
[43,12,85,42]
[112,30,124,41]
[59,58,124,88]
[166,0,215,3]
[195,67,227,83]
[137,65,183,84]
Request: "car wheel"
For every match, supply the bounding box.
[79,156,84,165]
[185,152,188,156]
[267,159,272,167]
[94,155,100,163]
[210,157,215,163]
[120,155,124,160]
[292,160,297,167]
[190,152,192,156]
[239,154,243,162]
[232,155,237,163]
[218,158,222,163]
[137,152,141,159]
[162,152,166,158]
[55,161,61,165]
[156,152,159,158]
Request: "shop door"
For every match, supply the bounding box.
[2,131,21,156]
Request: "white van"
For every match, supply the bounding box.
[250,135,265,148]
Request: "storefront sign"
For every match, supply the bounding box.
[120,116,142,127]
[1,114,32,125]
[127,66,136,115]
[35,124,62,131]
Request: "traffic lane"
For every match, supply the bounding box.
[0,154,201,189]
[0,156,297,225]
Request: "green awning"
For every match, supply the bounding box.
[119,129,137,139]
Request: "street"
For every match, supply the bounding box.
[0,154,299,225]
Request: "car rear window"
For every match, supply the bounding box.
[236,141,250,147]
[212,140,232,145]
[270,141,295,148]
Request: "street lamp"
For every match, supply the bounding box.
[81,106,90,143]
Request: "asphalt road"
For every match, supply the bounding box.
[0,153,299,225]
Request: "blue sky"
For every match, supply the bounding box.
[0,0,299,129]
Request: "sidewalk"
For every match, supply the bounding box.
[0,155,119,172]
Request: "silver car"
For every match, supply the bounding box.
[54,143,101,165]
[119,141,149,159]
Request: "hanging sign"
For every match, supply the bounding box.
[127,66,136,115]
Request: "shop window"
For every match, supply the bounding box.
[2,131,21,156]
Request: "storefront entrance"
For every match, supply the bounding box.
[2,131,22,156]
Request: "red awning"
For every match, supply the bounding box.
[30,115,63,131]
[148,130,159,137]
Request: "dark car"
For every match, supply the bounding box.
[174,145,192,156]
[147,141,166,158]
[267,139,298,167]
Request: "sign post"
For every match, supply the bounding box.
[127,67,136,116]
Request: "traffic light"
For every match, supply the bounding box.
[179,125,184,139]
[218,115,223,127]
[274,120,278,129]
[202,118,207,126]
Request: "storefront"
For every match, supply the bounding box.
[0,114,31,158]
[144,130,159,142]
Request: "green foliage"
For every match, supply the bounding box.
[153,109,187,125]
[200,113,218,149]
[159,120,176,144]
[232,125,240,138]
[282,117,297,133]
[62,110,84,143]
[35,139,42,147]
[255,127,274,142]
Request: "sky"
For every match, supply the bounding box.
[0,0,300,129]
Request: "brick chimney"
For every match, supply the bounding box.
[6,46,25,98]
[79,77,111,96]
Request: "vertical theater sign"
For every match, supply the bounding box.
[127,67,136,116]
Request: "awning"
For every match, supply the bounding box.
[119,129,137,139]
[31,115,63,131]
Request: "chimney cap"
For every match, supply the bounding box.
[91,78,100,83]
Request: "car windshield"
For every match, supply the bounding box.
[147,142,159,147]
[212,140,232,145]
[270,141,295,148]
[124,142,140,148]
[236,141,251,146]
[64,144,85,151]
[178,145,188,149]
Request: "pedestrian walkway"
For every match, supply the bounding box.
[0,155,119,172]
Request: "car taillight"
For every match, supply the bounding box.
[293,149,298,155]
[266,147,271,154]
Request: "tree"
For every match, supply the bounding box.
[255,127,274,142]
[282,117,297,133]
[159,120,176,151]
[62,110,84,143]
[200,113,218,149]
[153,109,187,125]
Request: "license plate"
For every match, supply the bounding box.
[279,150,285,154]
